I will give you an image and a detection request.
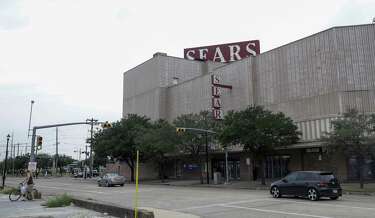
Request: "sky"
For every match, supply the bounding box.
[0,0,374,160]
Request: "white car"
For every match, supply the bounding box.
[97,173,126,187]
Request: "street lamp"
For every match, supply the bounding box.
[28,100,35,138]
[2,134,11,188]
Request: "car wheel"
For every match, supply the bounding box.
[307,188,319,201]
[330,196,339,200]
[98,183,101,187]
[271,186,281,198]
[120,184,124,187]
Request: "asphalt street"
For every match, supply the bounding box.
[5,177,375,218]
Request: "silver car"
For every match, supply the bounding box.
[97,173,126,187]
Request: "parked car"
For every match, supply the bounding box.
[97,173,126,187]
[92,169,99,177]
[270,171,342,201]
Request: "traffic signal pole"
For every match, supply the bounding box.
[176,127,216,184]
[2,135,11,189]
[87,118,98,178]
[30,122,93,162]
[205,132,209,184]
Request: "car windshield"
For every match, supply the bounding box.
[107,173,119,178]
[320,173,335,181]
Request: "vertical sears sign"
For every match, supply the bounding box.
[184,40,260,63]
[211,75,232,120]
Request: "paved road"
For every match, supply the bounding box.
[5,177,375,218]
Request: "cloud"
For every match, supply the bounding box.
[0,83,119,160]
[0,0,29,30]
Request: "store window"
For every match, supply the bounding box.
[264,155,290,179]
[347,156,375,180]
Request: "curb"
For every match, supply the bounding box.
[343,191,375,196]
[144,182,269,190]
[71,197,154,218]
[144,183,375,195]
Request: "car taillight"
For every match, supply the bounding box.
[317,182,328,187]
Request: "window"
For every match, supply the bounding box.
[285,172,297,181]
[320,173,334,182]
[296,172,308,181]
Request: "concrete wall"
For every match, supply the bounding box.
[123,24,375,142]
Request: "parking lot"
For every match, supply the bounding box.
[5,177,375,218]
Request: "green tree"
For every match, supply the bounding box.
[323,109,375,189]
[137,119,179,182]
[219,106,300,185]
[92,114,151,182]
[173,111,222,184]
[58,155,74,167]
[36,153,53,170]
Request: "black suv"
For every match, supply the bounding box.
[270,171,342,201]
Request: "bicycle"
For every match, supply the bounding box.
[9,183,37,201]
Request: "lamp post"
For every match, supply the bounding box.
[2,134,11,188]
[28,100,35,138]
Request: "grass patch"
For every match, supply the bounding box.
[342,183,375,193]
[46,193,72,208]
[0,186,17,195]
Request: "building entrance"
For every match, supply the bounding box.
[264,155,290,179]
[212,159,240,180]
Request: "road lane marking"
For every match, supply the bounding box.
[221,205,334,218]
[42,185,105,194]
[174,198,270,211]
[267,199,375,211]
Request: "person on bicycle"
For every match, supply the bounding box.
[21,170,34,200]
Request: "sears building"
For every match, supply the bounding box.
[122,24,375,181]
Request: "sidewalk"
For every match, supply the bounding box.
[0,194,115,218]
[142,179,270,190]
[142,179,375,195]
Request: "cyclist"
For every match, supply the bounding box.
[21,170,34,200]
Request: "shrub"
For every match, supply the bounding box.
[46,193,72,208]
[0,186,17,195]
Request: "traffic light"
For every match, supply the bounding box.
[36,136,43,150]
[176,128,186,133]
[101,121,112,128]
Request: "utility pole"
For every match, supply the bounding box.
[86,118,97,178]
[11,133,14,176]
[17,143,20,157]
[84,144,88,179]
[55,127,59,175]
[2,134,11,188]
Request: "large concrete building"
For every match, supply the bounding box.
[122,24,375,181]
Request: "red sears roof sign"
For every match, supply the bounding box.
[184,40,260,63]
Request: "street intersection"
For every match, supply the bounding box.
[4,177,375,218]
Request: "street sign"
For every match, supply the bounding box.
[28,161,37,172]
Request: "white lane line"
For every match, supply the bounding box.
[267,199,375,211]
[42,185,105,194]
[221,205,334,218]
[174,198,270,211]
